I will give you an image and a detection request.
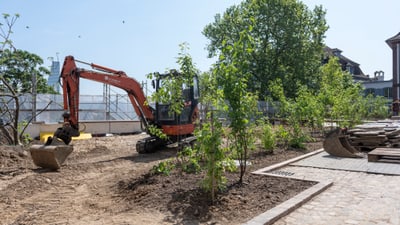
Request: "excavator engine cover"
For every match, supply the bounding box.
[30,137,73,170]
[324,128,362,158]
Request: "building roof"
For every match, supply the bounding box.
[323,46,370,81]
[386,32,400,49]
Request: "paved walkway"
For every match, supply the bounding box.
[248,150,400,225]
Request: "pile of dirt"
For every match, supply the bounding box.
[0,145,30,168]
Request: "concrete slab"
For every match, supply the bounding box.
[291,151,400,175]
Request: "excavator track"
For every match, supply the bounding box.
[136,136,166,154]
[177,136,197,151]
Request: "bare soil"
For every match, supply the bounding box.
[0,133,323,225]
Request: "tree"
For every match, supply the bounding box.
[203,0,328,99]
[147,43,198,115]
[318,57,366,127]
[213,18,259,183]
[0,13,55,145]
[0,49,56,94]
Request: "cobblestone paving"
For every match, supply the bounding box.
[272,166,400,225]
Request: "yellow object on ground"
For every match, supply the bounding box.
[40,132,92,143]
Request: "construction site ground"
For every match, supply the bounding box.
[0,133,322,225]
[2,133,400,224]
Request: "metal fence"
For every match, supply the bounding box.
[0,93,138,124]
[0,92,281,125]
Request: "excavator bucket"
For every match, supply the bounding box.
[324,128,362,158]
[30,137,73,170]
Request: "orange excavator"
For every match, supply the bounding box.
[30,56,199,169]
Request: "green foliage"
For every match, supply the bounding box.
[195,61,232,201]
[258,119,275,153]
[0,13,19,49]
[214,21,259,183]
[363,95,390,119]
[287,123,308,149]
[197,114,232,201]
[203,0,328,99]
[177,145,201,174]
[267,57,389,150]
[275,125,290,148]
[18,120,32,145]
[268,78,289,118]
[147,124,167,140]
[0,13,56,145]
[151,160,175,176]
[268,79,309,149]
[0,49,56,94]
[147,43,198,115]
[198,71,225,118]
[318,57,369,127]
[293,85,324,130]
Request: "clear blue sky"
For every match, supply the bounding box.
[2,0,400,95]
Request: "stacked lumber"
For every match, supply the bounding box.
[346,121,400,150]
[385,129,400,147]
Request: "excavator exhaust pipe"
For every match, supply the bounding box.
[323,128,362,158]
[30,137,73,170]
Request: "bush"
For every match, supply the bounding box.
[177,146,201,174]
[260,121,275,153]
[275,125,290,148]
[151,160,175,176]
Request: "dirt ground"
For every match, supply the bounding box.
[0,133,323,225]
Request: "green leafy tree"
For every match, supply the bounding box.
[363,95,390,119]
[268,78,310,149]
[0,13,55,145]
[293,85,324,130]
[197,113,229,203]
[214,19,259,183]
[318,57,365,127]
[197,70,234,201]
[147,42,198,115]
[0,49,56,94]
[203,0,328,99]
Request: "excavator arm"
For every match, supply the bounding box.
[30,56,156,170]
[58,56,154,142]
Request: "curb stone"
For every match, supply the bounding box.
[244,148,332,225]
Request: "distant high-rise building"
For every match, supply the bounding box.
[47,60,60,93]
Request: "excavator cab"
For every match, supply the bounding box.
[135,72,200,153]
[153,72,199,137]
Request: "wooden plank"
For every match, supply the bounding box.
[368,147,400,163]
[369,149,400,154]
[353,131,385,136]
[369,152,400,157]
[371,147,400,152]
